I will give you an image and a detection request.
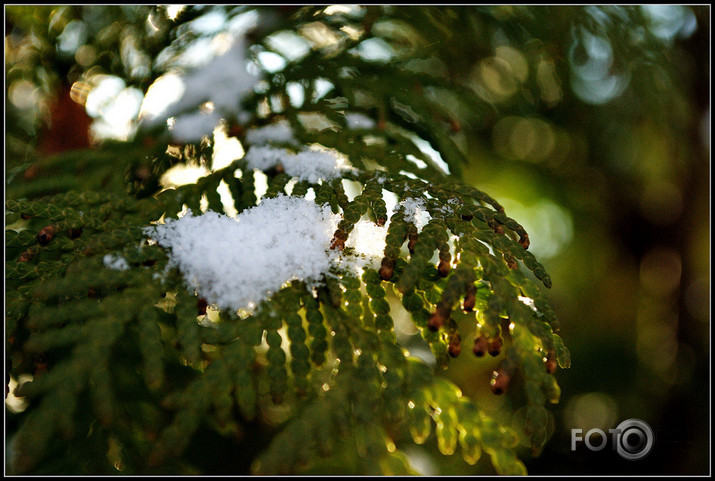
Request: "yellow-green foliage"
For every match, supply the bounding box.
[6,6,570,475]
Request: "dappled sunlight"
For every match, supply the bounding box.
[5,375,32,414]
[211,123,245,170]
[89,85,144,141]
[160,163,211,188]
[139,73,185,123]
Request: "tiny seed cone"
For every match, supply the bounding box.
[545,349,557,374]
[473,336,489,357]
[488,336,503,357]
[37,224,57,245]
[463,285,476,312]
[519,233,530,250]
[330,229,348,250]
[18,247,37,263]
[408,231,418,254]
[437,260,451,278]
[448,333,462,358]
[427,311,445,331]
[490,368,511,395]
[379,257,395,281]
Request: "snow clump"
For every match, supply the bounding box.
[141,37,260,142]
[104,253,130,271]
[146,195,341,311]
[243,145,353,184]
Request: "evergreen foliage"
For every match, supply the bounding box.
[6,6,576,474]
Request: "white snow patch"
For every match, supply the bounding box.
[140,36,260,142]
[398,170,419,180]
[146,195,398,311]
[140,73,185,120]
[146,195,340,312]
[212,123,245,170]
[265,30,312,62]
[243,145,353,183]
[104,253,130,271]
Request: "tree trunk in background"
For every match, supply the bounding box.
[37,83,92,156]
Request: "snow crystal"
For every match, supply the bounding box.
[398,197,431,230]
[243,145,352,183]
[104,253,130,271]
[436,197,461,216]
[145,195,341,312]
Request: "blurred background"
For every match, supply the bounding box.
[5,5,710,474]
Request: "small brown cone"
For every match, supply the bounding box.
[473,336,489,357]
